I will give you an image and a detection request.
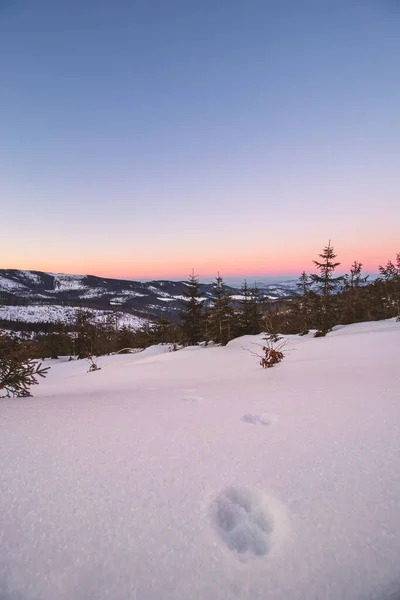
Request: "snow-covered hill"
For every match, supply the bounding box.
[0,269,295,330]
[1,319,399,600]
[0,304,146,330]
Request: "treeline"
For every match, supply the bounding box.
[269,243,400,336]
[174,245,400,344]
[1,244,399,362]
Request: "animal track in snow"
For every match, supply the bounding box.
[241,413,278,426]
[182,395,204,402]
[210,487,275,558]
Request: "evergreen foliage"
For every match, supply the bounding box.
[310,241,343,334]
[339,261,369,324]
[0,331,49,397]
[74,309,96,359]
[237,280,253,335]
[265,249,400,336]
[378,254,400,318]
[179,271,204,346]
[293,271,314,334]
[2,247,400,376]
[151,317,179,345]
[237,280,264,336]
[207,274,235,345]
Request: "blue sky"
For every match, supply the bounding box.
[1,0,399,279]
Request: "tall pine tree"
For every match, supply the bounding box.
[179,270,204,346]
[207,273,235,345]
[295,271,313,333]
[248,282,264,334]
[237,280,264,336]
[340,261,369,324]
[237,280,253,335]
[311,241,343,334]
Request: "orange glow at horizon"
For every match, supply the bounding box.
[3,248,394,281]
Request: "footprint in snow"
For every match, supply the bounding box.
[182,395,204,402]
[242,413,278,426]
[210,487,276,558]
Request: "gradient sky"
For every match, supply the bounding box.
[1,0,399,280]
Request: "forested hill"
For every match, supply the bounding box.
[0,269,296,329]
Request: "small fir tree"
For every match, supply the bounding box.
[0,331,49,397]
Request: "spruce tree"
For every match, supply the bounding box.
[152,317,178,345]
[179,270,204,346]
[207,273,235,345]
[237,280,253,335]
[0,331,49,397]
[116,325,136,352]
[378,254,400,318]
[340,261,369,323]
[310,241,343,334]
[295,271,313,333]
[74,309,96,358]
[96,312,119,355]
[248,282,264,334]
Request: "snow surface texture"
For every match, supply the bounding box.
[1,320,400,600]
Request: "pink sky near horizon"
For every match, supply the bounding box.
[2,239,397,281]
[1,1,399,283]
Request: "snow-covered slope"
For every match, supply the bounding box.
[0,269,295,330]
[0,304,146,330]
[1,320,399,600]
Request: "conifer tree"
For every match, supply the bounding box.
[0,331,49,397]
[152,317,178,345]
[74,309,96,358]
[340,261,369,323]
[179,270,204,346]
[311,241,343,334]
[207,273,235,345]
[39,327,72,359]
[237,280,253,335]
[295,271,313,333]
[97,312,119,355]
[116,325,136,352]
[248,282,264,334]
[378,253,400,318]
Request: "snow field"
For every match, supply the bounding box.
[0,319,399,600]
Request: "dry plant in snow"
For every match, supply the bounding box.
[243,332,288,369]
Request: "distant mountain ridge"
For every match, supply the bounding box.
[0,269,297,330]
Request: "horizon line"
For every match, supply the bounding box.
[0,266,380,283]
